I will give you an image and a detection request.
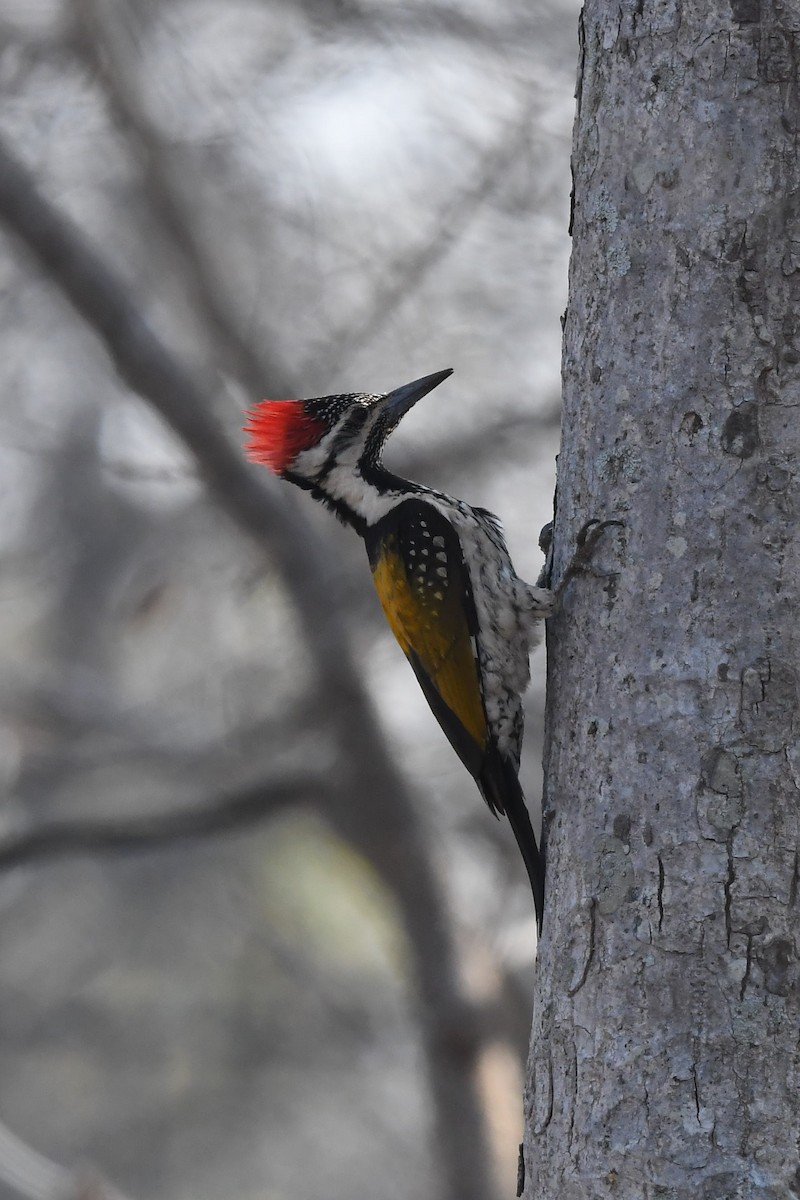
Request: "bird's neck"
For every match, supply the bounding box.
[289,461,419,536]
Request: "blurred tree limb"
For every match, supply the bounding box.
[0,1116,132,1200]
[0,774,317,869]
[0,134,496,1200]
[312,90,550,376]
[72,0,295,402]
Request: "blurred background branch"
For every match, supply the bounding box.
[0,1118,132,1200]
[71,0,296,399]
[0,774,319,869]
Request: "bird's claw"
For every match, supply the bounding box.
[554,518,624,599]
[576,517,623,548]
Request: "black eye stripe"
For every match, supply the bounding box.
[334,406,369,449]
[317,406,370,480]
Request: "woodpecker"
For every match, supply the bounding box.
[244,369,610,930]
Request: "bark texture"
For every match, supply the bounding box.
[525,3,800,1196]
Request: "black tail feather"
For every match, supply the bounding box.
[479,751,545,932]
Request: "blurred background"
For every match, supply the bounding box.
[0,1,580,1197]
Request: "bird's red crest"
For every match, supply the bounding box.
[243,400,327,476]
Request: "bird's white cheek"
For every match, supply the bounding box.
[337,441,363,468]
[325,466,397,523]
[293,445,328,476]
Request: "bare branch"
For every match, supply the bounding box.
[278,0,559,58]
[316,93,546,374]
[71,0,295,400]
[0,1117,133,1200]
[0,774,318,870]
[400,400,562,484]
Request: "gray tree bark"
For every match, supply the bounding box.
[524,3,800,1197]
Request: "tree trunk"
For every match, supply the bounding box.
[524,3,800,1196]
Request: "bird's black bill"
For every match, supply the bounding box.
[383,368,453,421]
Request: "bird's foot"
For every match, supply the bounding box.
[553,518,623,601]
